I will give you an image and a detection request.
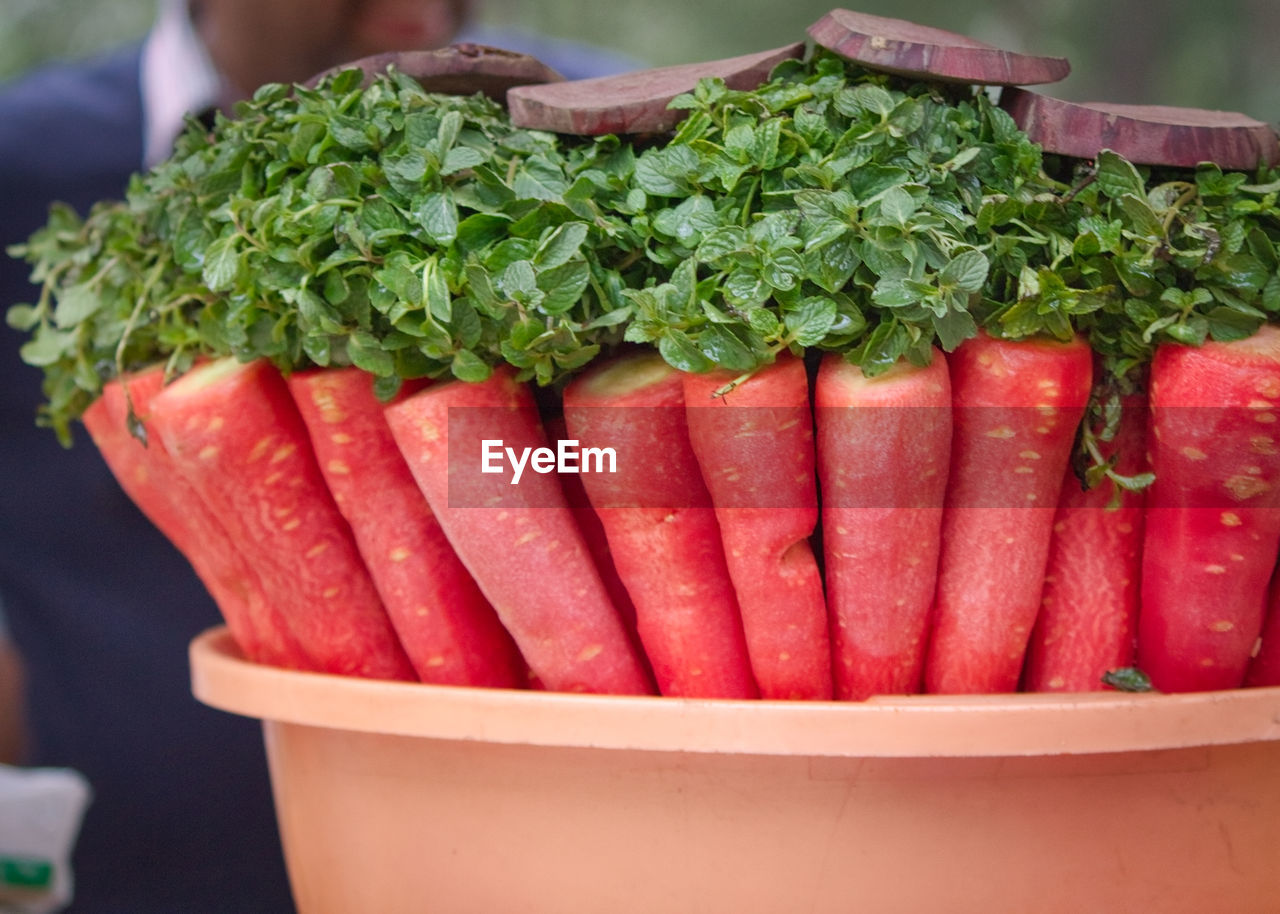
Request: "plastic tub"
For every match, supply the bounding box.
[190,626,1280,913]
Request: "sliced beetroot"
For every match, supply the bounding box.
[807,9,1068,86]
[305,43,563,100]
[1002,89,1280,169]
[506,43,805,136]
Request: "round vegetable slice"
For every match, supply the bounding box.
[304,42,563,100]
[506,43,805,135]
[1002,89,1280,169]
[806,9,1069,86]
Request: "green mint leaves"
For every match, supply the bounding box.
[7,49,1280,446]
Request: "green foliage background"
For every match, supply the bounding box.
[1,0,1276,125]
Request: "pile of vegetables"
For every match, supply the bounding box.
[8,8,1280,700]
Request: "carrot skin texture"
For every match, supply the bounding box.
[1245,581,1280,687]
[543,415,640,639]
[563,351,758,699]
[1138,328,1280,692]
[683,353,833,700]
[82,368,307,669]
[924,332,1093,694]
[148,357,417,680]
[816,351,951,700]
[286,367,525,688]
[1025,391,1147,692]
[383,368,655,696]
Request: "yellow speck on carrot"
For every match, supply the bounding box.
[1014,466,1034,475]
[207,416,225,432]
[1019,450,1042,460]
[1222,512,1243,527]
[305,543,329,559]
[1180,446,1208,461]
[778,652,792,662]
[1048,676,1066,689]
[1252,436,1278,455]
[198,445,219,461]
[1225,475,1271,500]
[322,586,341,599]
[514,531,540,547]
[986,426,1016,439]
[271,444,297,464]
[1255,377,1280,399]
[1210,620,1235,632]
[577,644,604,662]
[330,432,353,445]
[1205,565,1228,575]
[309,387,347,424]
[425,656,446,668]
[389,547,412,562]
[249,437,274,462]
[327,460,351,476]
[263,471,283,486]
[415,606,430,618]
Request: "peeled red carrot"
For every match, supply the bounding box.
[924,331,1092,694]
[543,414,640,639]
[563,350,757,699]
[816,351,952,700]
[1024,388,1147,692]
[682,352,832,700]
[286,367,525,688]
[147,357,416,680]
[1138,327,1280,692]
[82,367,308,670]
[1246,581,1280,687]
[383,367,655,696]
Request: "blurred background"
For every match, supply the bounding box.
[1,0,1276,123]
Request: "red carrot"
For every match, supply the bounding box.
[563,350,758,699]
[682,353,832,700]
[82,367,308,670]
[1138,327,1280,692]
[924,331,1092,694]
[383,367,655,695]
[815,351,951,700]
[1245,580,1280,688]
[148,357,416,680]
[543,414,640,639]
[286,367,525,688]
[1024,387,1147,692]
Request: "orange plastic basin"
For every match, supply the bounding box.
[190,626,1280,913]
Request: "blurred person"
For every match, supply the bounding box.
[0,601,24,766]
[0,1,636,910]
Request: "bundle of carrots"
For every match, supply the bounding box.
[12,9,1280,700]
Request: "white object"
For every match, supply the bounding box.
[0,766,91,914]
